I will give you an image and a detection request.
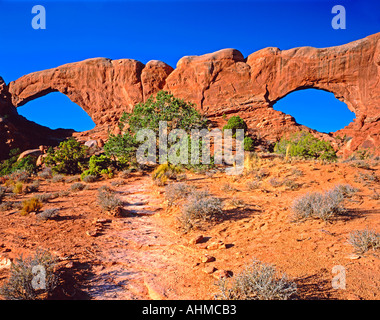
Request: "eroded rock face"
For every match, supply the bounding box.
[2,32,380,159]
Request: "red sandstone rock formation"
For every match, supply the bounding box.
[1,32,379,159]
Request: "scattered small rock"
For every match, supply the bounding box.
[203,266,217,274]
[207,240,226,250]
[0,256,11,269]
[201,255,216,263]
[212,269,230,280]
[189,235,204,245]
[86,230,98,237]
[346,254,361,260]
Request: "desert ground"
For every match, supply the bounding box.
[0,155,379,300]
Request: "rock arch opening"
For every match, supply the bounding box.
[272,88,356,133]
[17,92,96,132]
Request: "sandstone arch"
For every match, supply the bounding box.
[2,32,380,157]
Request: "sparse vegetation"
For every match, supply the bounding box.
[246,180,260,191]
[179,190,223,231]
[291,186,346,222]
[268,177,283,188]
[223,115,248,138]
[104,90,208,167]
[12,182,23,194]
[216,259,297,300]
[221,182,237,192]
[97,188,123,214]
[348,229,380,254]
[165,182,194,207]
[81,174,97,183]
[37,208,60,221]
[20,197,43,216]
[24,180,40,194]
[51,174,65,183]
[81,154,113,180]
[70,182,86,192]
[45,138,88,175]
[274,131,337,161]
[0,249,58,300]
[152,163,182,186]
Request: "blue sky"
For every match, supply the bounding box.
[1,0,379,132]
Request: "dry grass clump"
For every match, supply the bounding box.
[0,186,5,203]
[70,182,86,191]
[291,186,347,222]
[0,249,58,300]
[97,188,123,215]
[51,174,65,183]
[246,180,260,191]
[348,229,380,254]
[37,208,60,221]
[179,190,223,231]
[81,174,97,183]
[164,182,194,207]
[12,182,23,194]
[216,259,297,300]
[20,197,43,216]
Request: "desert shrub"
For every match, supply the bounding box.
[223,115,247,138]
[11,156,37,174]
[45,138,88,175]
[216,259,297,300]
[110,179,126,187]
[0,149,20,176]
[35,193,57,203]
[274,131,337,161]
[179,190,223,231]
[20,197,43,216]
[37,208,60,221]
[0,186,5,201]
[350,160,371,170]
[81,174,97,183]
[104,90,208,167]
[0,249,58,300]
[12,182,23,195]
[283,179,301,191]
[119,169,131,179]
[38,167,52,179]
[24,180,40,194]
[10,170,30,183]
[81,154,112,180]
[51,174,65,183]
[291,187,344,222]
[227,196,245,208]
[165,182,194,207]
[348,229,380,254]
[268,177,283,188]
[255,169,269,181]
[120,90,207,134]
[70,182,86,192]
[0,149,37,176]
[334,184,358,198]
[243,136,255,151]
[247,180,260,191]
[354,172,379,185]
[221,183,237,192]
[0,201,13,211]
[152,163,182,186]
[104,131,139,168]
[97,189,122,213]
